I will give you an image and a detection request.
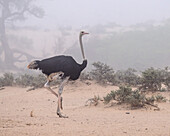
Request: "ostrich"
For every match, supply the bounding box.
[27,31,89,118]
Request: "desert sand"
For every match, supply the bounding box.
[0,81,170,136]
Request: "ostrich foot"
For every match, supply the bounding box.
[57,112,68,118]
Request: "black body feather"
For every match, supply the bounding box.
[34,55,87,80]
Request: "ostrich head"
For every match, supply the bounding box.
[80,31,89,36]
[27,60,40,69]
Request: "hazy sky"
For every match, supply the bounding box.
[24,0,170,28]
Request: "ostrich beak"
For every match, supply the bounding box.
[84,32,89,34]
[27,63,33,69]
[27,63,31,69]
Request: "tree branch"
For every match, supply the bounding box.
[6,6,28,20]
[14,54,23,60]
[12,49,34,61]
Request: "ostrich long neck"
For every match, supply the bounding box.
[79,34,85,60]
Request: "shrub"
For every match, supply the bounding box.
[145,96,155,104]
[161,67,170,91]
[15,74,46,88]
[103,91,116,104]
[104,86,135,105]
[0,73,14,86]
[140,67,164,92]
[80,72,92,81]
[160,88,166,92]
[90,61,116,84]
[126,90,145,107]
[85,95,102,106]
[0,72,61,88]
[114,86,133,103]
[155,94,167,102]
[15,74,34,87]
[114,68,140,86]
[31,74,46,88]
[104,86,155,108]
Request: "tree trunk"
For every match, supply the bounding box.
[0,17,15,69]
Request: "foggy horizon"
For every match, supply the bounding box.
[16,0,170,28]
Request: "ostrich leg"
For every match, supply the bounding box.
[44,81,58,97]
[57,76,69,118]
[44,72,64,109]
[44,72,64,97]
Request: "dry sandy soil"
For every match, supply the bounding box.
[0,81,170,136]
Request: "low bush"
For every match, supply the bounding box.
[80,72,92,81]
[90,61,116,85]
[145,96,155,104]
[103,86,165,108]
[126,90,145,107]
[0,73,14,87]
[103,91,116,104]
[114,68,140,86]
[15,74,34,87]
[104,86,146,108]
[155,94,167,102]
[140,67,163,92]
[0,73,47,88]
[15,74,48,88]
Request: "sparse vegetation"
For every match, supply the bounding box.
[0,63,169,96]
[90,61,116,85]
[104,86,146,108]
[103,86,166,109]
[140,67,164,92]
[161,67,170,91]
[103,91,116,104]
[114,68,140,86]
[155,94,167,102]
[15,74,47,88]
[126,89,146,108]
[0,73,14,87]
[85,95,102,106]
[0,73,47,88]
[80,72,92,81]
[0,64,169,111]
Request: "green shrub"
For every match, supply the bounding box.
[31,74,46,88]
[103,91,116,104]
[0,73,14,86]
[126,90,145,107]
[145,96,155,104]
[80,72,92,81]
[114,86,132,103]
[161,67,170,91]
[15,74,46,88]
[15,74,34,87]
[90,61,116,85]
[159,88,166,92]
[155,94,167,102]
[114,68,140,86]
[140,67,164,92]
[104,86,156,108]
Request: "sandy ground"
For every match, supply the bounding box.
[0,81,170,136]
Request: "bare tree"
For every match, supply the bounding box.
[0,0,44,70]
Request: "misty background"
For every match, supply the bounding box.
[1,0,170,72]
